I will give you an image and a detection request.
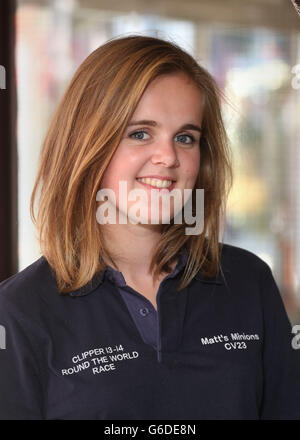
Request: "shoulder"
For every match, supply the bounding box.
[218,242,273,286]
[216,243,287,322]
[0,256,58,319]
[220,242,270,272]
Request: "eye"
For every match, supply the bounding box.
[128,130,196,145]
[129,130,150,141]
[175,133,196,144]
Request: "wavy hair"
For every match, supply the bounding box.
[30,35,233,294]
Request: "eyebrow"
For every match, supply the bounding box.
[127,120,202,133]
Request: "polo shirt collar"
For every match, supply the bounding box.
[67,246,225,297]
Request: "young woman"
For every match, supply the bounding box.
[0,35,299,420]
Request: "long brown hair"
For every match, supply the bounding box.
[30,35,233,294]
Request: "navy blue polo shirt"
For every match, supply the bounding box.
[0,243,300,420]
[103,247,189,351]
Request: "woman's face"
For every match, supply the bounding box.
[99,72,204,226]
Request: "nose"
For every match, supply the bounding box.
[151,137,179,167]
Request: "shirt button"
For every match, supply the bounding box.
[139,307,149,317]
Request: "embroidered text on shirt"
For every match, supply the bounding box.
[201,332,260,350]
[61,344,139,376]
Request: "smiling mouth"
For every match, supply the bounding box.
[136,178,176,191]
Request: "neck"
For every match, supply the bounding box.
[100,222,166,279]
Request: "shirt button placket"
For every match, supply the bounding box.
[139,307,149,317]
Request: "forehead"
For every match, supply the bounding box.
[145,71,200,93]
[132,72,204,121]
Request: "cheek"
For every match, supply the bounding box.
[182,150,200,185]
[100,153,124,190]
[99,150,143,198]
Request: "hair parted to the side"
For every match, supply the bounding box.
[30,34,233,294]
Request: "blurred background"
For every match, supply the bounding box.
[1,0,300,323]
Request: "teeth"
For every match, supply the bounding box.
[137,177,173,188]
